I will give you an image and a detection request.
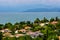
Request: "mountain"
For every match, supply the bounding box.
[24,8,60,12]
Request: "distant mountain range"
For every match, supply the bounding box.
[24,8,60,12]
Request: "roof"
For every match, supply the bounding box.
[51,21,58,25]
[3,32,11,36]
[19,29,26,31]
[0,29,11,33]
[15,34,24,38]
[40,23,45,26]
[24,26,31,29]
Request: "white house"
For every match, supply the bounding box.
[15,30,18,34]
[40,23,45,27]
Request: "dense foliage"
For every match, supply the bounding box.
[0,17,60,40]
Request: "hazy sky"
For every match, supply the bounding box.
[0,0,60,12]
[0,0,60,6]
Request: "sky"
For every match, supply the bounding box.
[0,0,60,12]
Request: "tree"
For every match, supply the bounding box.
[50,18,55,22]
[14,22,20,30]
[34,18,40,23]
[43,17,49,22]
[41,17,49,23]
[18,36,25,40]
[56,29,60,36]
[8,37,16,40]
[33,37,43,40]
[55,17,60,21]
[20,21,26,25]
[3,37,9,40]
[26,21,30,24]
[19,21,26,29]
[26,21,32,26]
[33,26,41,31]
[4,22,12,29]
[0,24,4,30]
[56,23,60,29]
[25,35,33,40]
[0,32,3,40]
[47,24,56,31]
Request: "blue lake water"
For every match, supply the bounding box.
[0,12,60,24]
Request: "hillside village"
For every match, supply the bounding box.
[0,17,60,40]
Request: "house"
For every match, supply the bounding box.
[3,32,11,37]
[58,36,60,40]
[45,22,49,25]
[9,35,14,37]
[3,32,14,37]
[40,22,49,27]
[51,21,58,25]
[40,23,45,27]
[15,30,18,34]
[19,29,27,33]
[24,26,31,30]
[0,29,11,33]
[15,34,24,38]
[26,31,43,38]
[0,30,4,33]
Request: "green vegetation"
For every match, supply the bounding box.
[0,17,60,40]
[0,32,3,40]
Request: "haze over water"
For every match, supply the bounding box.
[0,12,60,24]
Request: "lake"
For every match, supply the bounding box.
[0,12,60,24]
